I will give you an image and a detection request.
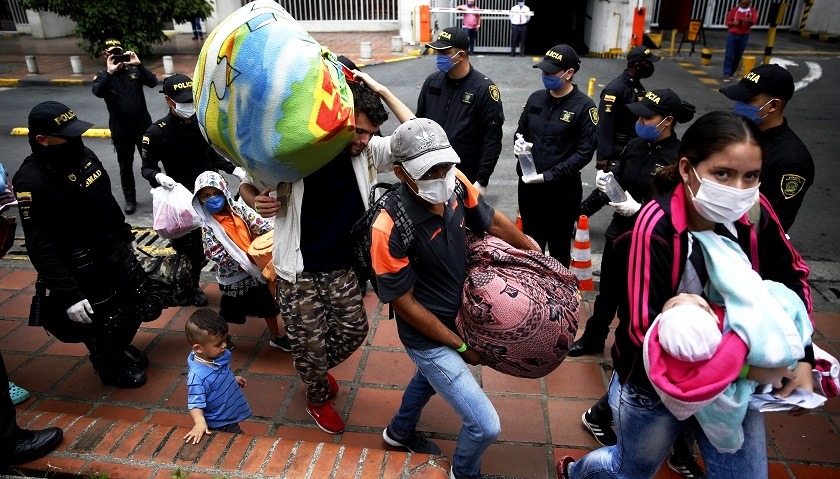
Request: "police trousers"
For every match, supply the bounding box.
[518,177,582,267]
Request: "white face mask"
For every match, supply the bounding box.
[687,166,759,224]
[413,166,456,205]
[173,102,195,118]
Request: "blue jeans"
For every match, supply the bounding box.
[723,33,750,77]
[389,345,500,478]
[464,28,478,54]
[569,374,768,478]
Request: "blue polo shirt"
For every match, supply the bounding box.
[186,350,252,428]
[370,170,494,350]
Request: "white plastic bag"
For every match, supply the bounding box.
[152,184,201,239]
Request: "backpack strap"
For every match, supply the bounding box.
[381,188,417,261]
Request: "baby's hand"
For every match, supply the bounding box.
[184,423,211,444]
[236,375,246,388]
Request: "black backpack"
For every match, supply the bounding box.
[136,248,194,306]
[350,179,467,298]
[351,182,417,297]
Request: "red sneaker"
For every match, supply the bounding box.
[327,372,339,398]
[306,401,344,434]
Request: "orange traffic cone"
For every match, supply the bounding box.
[515,208,523,231]
[570,215,594,291]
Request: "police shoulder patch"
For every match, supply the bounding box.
[142,135,150,145]
[589,107,599,125]
[781,173,806,199]
[604,94,616,102]
[489,84,500,102]
[15,191,32,203]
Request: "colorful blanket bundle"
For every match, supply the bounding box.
[194,0,355,189]
[457,232,579,379]
[644,231,812,453]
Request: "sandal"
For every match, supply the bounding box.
[9,381,30,405]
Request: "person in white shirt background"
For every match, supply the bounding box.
[510,1,531,56]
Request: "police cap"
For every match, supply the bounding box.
[719,64,794,101]
[534,44,580,74]
[104,38,123,54]
[628,89,682,116]
[426,27,470,51]
[160,73,195,103]
[626,46,661,64]
[28,101,94,138]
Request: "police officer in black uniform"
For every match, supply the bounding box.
[720,64,814,232]
[13,101,162,389]
[514,44,597,267]
[141,74,245,307]
[418,27,504,195]
[580,46,660,217]
[92,38,158,215]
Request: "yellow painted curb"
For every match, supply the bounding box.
[698,77,720,85]
[0,79,19,87]
[383,56,417,64]
[407,49,423,56]
[50,78,84,85]
[10,127,111,138]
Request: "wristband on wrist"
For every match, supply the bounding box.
[739,364,750,379]
[455,342,468,353]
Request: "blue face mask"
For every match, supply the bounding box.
[204,194,226,214]
[436,52,460,73]
[519,1,524,5]
[733,99,772,124]
[635,117,668,141]
[542,72,566,91]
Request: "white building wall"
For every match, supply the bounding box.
[804,0,840,35]
[586,0,655,55]
[25,10,76,39]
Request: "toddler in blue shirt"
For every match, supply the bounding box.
[184,308,252,443]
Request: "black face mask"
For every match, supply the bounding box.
[637,63,655,79]
[31,136,86,173]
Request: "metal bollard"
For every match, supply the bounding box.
[740,55,756,77]
[70,55,83,75]
[700,48,713,66]
[162,56,175,75]
[360,41,372,60]
[587,77,596,98]
[391,36,403,53]
[25,55,38,74]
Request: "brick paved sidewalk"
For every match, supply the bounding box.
[2,263,839,478]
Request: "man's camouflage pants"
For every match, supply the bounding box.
[276,268,369,405]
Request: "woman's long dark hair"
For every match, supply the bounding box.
[653,111,762,194]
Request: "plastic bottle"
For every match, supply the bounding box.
[515,134,537,178]
[603,174,627,203]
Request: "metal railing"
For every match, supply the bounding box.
[7,0,28,26]
[241,0,398,21]
[652,0,802,29]
[432,0,518,53]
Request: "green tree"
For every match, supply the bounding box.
[21,0,214,57]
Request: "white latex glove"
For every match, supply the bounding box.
[595,170,613,193]
[473,181,487,196]
[155,173,176,190]
[610,191,641,216]
[522,173,544,184]
[232,167,247,181]
[66,299,93,324]
[513,133,533,157]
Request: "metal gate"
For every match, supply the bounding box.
[652,0,802,29]
[431,0,513,53]
[242,0,399,21]
[2,0,28,32]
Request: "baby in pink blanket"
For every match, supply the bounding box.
[657,294,722,362]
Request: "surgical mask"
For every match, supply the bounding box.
[436,52,460,73]
[518,1,524,5]
[414,166,456,204]
[173,102,195,119]
[542,71,567,91]
[687,166,759,223]
[733,99,772,124]
[635,117,668,142]
[467,1,475,6]
[204,194,226,214]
